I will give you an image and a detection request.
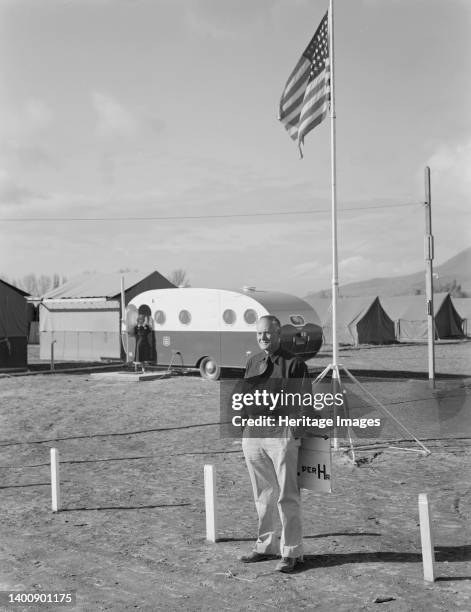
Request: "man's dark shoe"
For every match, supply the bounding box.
[275,557,301,573]
[238,551,275,563]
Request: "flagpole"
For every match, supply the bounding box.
[328,0,341,450]
[328,0,339,369]
[280,5,429,458]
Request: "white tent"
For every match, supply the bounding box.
[451,298,471,336]
[381,293,464,341]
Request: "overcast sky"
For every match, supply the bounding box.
[0,0,469,295]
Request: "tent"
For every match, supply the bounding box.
[304,296,395,345]
[435,294,465,339]
[0,279,29,368]
[381,293,465,341]
[39,271,175,361]
[451,298,471,337]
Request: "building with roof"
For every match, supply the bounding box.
[39,271,175,361]
[0,279,30,368]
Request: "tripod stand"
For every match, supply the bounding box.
[312,362,431,459]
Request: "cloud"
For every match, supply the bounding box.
[98,154,116,186]
[184,0,278,39]
[183,0,313,39]
[338,255,370,282]
[2,142,53,170]
[361,0,413,4]
[292,260,327,278]
[415,139,471,263]
[92,91,139,138]
[0,99,53,140]
[145,114,166,135]
[0,99,55,176]
[24,99,53,130]
[91,92,166,184]
[297,254,370,289]
[424,139,471,199]
[0,169,43,206]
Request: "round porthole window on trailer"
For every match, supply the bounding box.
[243,309,258,325]
[223,309,236,325]
[179,310,191,325]
[154,310,166,325]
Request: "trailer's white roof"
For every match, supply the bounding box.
[135,286,317,311]
[234,289,315,313]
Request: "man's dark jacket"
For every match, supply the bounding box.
[241,347,310,437]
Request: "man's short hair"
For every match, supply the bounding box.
[257,315,281,330]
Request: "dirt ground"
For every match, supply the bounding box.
[1,343,471,611]
[307,340,471,377]
[27,339,471,377]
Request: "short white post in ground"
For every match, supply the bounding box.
[50,448,60,512]
[418,493,435,582]
[204,464,218,542]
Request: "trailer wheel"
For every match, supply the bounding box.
[199,356,221,381]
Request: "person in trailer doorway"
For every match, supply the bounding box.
[134,313,152,365]
[239,314,308,573]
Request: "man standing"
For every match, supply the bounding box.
[239,315,308,573]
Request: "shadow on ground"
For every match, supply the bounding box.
[290,545,471,573]
[60,503,191,512]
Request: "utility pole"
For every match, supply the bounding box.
[424,167,435,386]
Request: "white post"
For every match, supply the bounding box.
[50,448,60,512]
[50,339,56,371]
[204,464,218,542]
[121,275,129,364]
[328,0,339,369]
[418,493,435,582]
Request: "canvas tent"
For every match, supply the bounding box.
[0,279,29,368]
[381,293,464,342]
[39,271,175,361]
[304,296,395,345]
[450,298,471,337]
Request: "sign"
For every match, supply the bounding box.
[163,336,171,347]
[298,436,332,492]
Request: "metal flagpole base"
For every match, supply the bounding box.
[312,363,356,462]
[311,363,431,458]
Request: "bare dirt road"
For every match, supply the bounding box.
[1,343,470,611]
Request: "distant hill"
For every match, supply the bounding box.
[306,246,471,299]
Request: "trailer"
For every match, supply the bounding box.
[123,287,323,379]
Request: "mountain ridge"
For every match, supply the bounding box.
[306,246,471,299]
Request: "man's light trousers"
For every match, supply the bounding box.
[242,434,303,559]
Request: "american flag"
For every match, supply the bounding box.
[279,12,330,155]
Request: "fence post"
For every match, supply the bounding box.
[418,493,435,581]
[204,465,218,542]
[51,448,60,512]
